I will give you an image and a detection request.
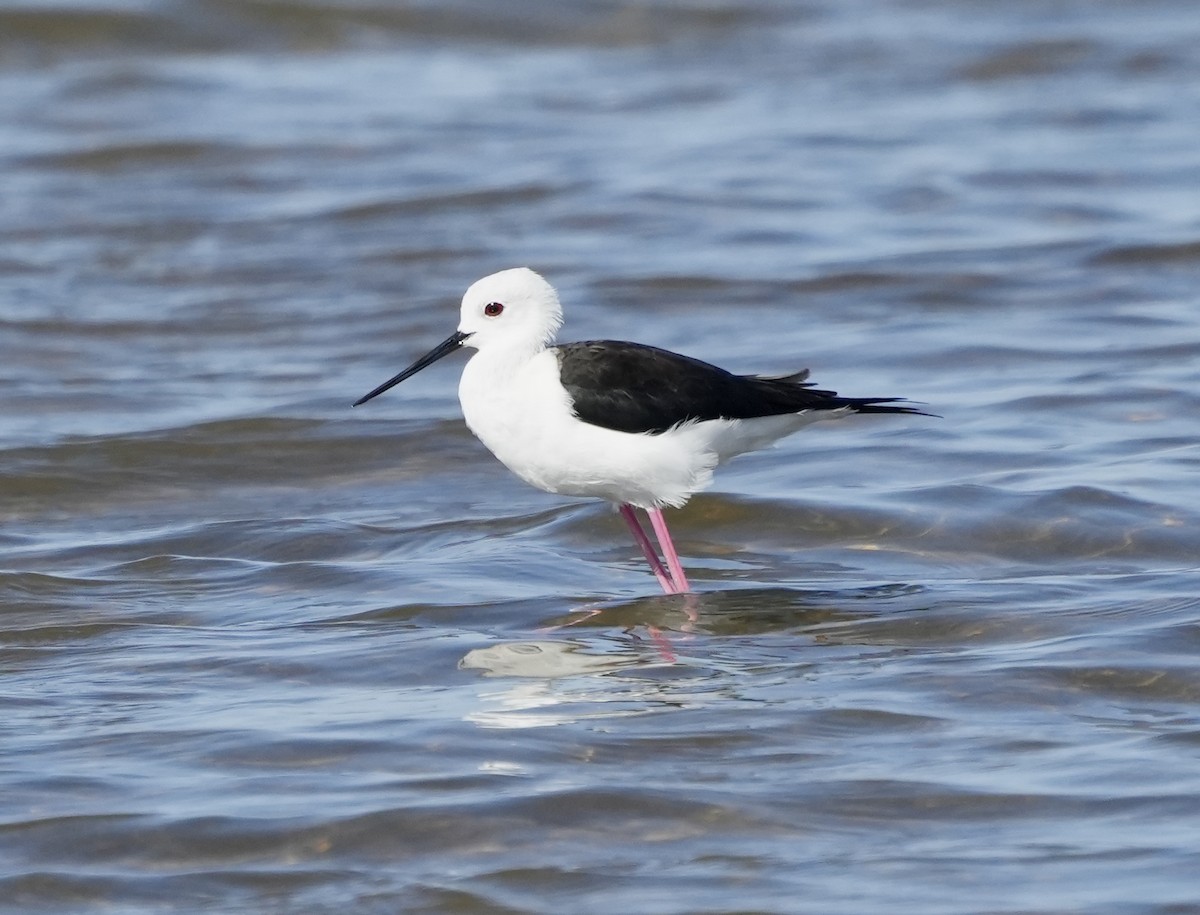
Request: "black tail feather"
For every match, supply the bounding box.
[841,397,936,417]
[745,372,935,418]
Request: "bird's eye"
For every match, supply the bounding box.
[484,302,504,317]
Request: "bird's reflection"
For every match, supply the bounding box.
[461,582,925,677]
[459,582,926,729]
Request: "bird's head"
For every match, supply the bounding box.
[457,267,563,354]
[352,267,563,407]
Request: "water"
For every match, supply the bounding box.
[2,1,1199,911]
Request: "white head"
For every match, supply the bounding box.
[458,267,563,354]
[351,267,563,407]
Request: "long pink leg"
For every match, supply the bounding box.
[619,504,675,594]
[648,507,691,594]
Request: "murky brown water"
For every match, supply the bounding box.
[2,1,1200,912]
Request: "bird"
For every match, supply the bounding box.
[354,268,925,595]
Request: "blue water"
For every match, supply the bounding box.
[2,1,1199,912]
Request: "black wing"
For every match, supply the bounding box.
[554,341,925,435]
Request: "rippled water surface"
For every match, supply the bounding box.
[3,1,1200,912]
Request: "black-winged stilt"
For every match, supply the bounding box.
[354,268,925,594]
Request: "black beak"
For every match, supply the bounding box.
[353,330,471,407]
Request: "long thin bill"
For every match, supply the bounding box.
[353,330,470,407]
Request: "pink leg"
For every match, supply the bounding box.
[619,504,675,594]
[648,507,691,594]
[646,625,678,664]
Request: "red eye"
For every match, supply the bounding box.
[484,302,504,317]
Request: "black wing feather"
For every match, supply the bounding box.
[555,341,926,435]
